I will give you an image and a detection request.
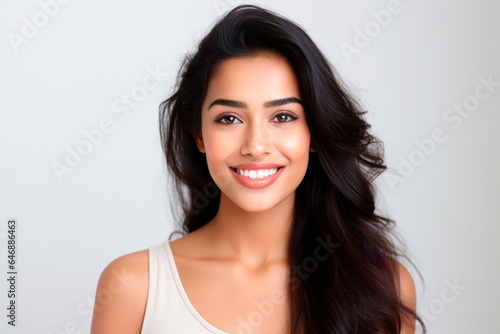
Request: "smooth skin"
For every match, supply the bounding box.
[91,53,417,334]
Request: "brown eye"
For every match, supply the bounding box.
[215,114,241,125]
[274,113,298,123]
[223,116,236,124]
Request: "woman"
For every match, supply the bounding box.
[91,5,425,333]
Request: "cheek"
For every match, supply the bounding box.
[279,126,311,156]
[202,127,235,173]
[203,141,232,190]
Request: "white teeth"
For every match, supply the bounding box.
[234,168,279,179]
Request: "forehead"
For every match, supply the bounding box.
[205,53,301,104]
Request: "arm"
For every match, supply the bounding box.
[90,250,149,334]
[396,262,417,334]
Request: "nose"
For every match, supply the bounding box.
[240,122,273,158]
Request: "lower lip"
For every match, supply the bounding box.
[230,167,284,189]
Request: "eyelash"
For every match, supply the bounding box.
[215,111,298,125]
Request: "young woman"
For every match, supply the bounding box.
[91,5,425,334]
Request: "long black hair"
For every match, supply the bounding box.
[159,5,425,333]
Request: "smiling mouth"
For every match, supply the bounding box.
[230,167,283,179]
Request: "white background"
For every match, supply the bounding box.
[1,0,499,333]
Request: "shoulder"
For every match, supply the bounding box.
[393,260,417,333]
[90,249,149,334]
[394,261,416,310]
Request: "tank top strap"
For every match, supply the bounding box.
[140,240,230,334]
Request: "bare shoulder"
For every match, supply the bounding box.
[393,260,417,334]
[90,249,149,334]
[395,261,416,310]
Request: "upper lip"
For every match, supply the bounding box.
[231,163,285,170]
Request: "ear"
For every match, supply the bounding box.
[189,127,205,153]
[309,145,316,153]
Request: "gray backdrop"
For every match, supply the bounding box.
[1,0,499,333]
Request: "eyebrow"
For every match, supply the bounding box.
[207,97,303,110]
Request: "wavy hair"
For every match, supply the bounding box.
[159,5,425,333]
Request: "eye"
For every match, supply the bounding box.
[215,113,241,125]
[273,112,298,123]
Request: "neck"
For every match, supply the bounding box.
[205,191,294,268]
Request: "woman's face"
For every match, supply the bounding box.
[195,53,313,212]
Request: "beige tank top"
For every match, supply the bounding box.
[140,240,230,334]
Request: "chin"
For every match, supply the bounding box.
[228,191,294,213]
